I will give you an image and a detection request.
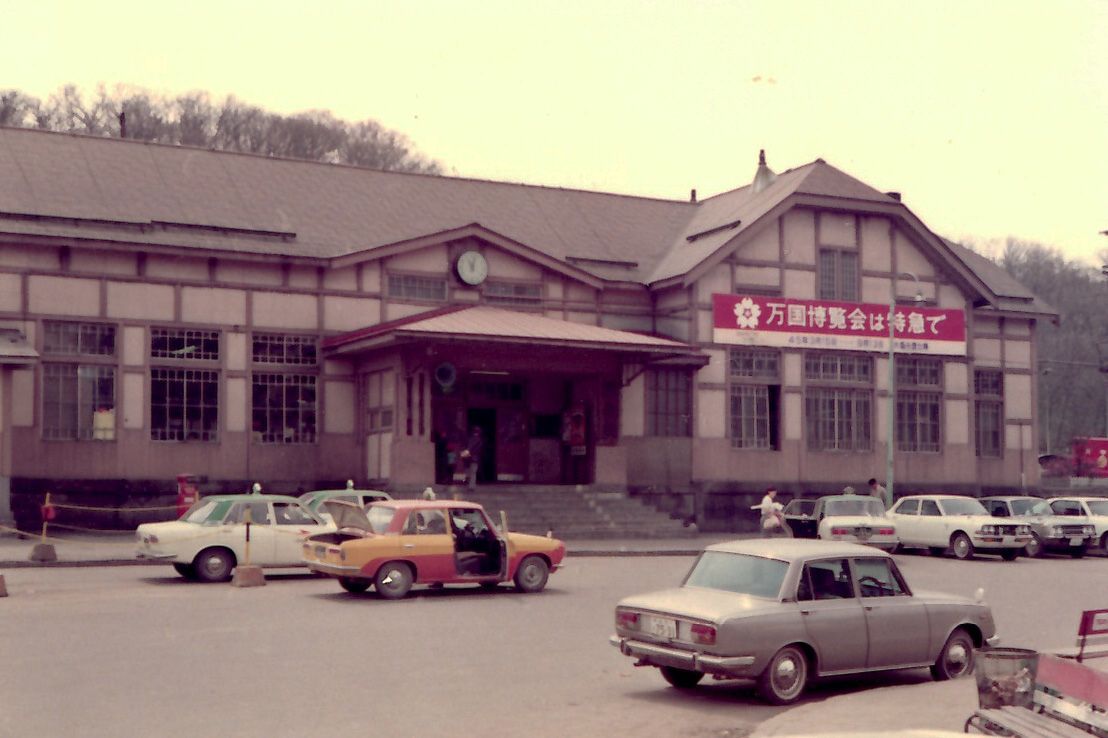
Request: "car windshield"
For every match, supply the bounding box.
[1010,499,1053,516]
[940,498,987,516]
[823,498,885,517]
[365,506,398,534]
[684,551,788,599]
[181,499,231,525]
[1087,500,1108,516]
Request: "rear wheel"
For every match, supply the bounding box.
[931,628,975,680]
[1101,533,1108,556]
[948,533,974,560]
[193,547,235,583]
[514,555,550,593]
[374,562,414,599]
[660,666,703,689]
[1024,534,1044,558]
[757,645,809,705]
[339,577,370,594]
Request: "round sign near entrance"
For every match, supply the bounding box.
[455,250,488,286]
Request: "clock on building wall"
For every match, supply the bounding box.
[455,250,488,286]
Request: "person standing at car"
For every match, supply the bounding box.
[868,478,891,509]
[757,486,789,538]
[461,426,484,492]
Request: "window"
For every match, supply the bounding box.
[150,368,219,441]
[42,365,116,440]
[896,357,941,453]
[804,353,873,452]
[730,349,780,449]
[920,499,941,516]
[975,370,1003,458]
[388,274,446,301]
[151,328,219,361]
[365,371,394,434]
[43,321,116,356]
[485,282,542,306]
[797,559,853,601]
[646,369,691,437]
[252,374,316,444]
[818,249,859,301]
[855,558,909,598]
[252,334,317,365]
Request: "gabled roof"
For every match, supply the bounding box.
[0,126,1052,319]
[323,305,707,362]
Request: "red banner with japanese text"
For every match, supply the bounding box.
[713,294,966,356]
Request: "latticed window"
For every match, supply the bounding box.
[896,357,942,453]
[485,282,542,306]
[252,374,317,444]
[150,368,219,441]
[818,249,859,302]
[975,369,1004,458]
[646,369,691,437]
[41,365,116,440]
[43,321,116,356]
[151,328,220,361]
[388,274,447,301]
[730,349,780,449]
[252,334,317,365]
[804,352,873,452]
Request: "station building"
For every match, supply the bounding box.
[0,127,1053,529]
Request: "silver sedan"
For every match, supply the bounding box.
[609,538,996,704]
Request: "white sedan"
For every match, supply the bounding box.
[1049,497,1108,555]
[816,495,898,550]
[887,495,1031,560]
[135,493,334,581]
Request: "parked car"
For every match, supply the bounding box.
[298,482,391,523]
[887,495,1031,560]
[609,538,995,704]
[781,498,818,538]
[817,496,897,550]
[1048,497,1108,555]
[980,495,1096,558]
[302,499,567,598]
[135,493,333,582]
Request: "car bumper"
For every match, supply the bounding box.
[135,549,177,562]
[970,534,1032,548]
[609,635,756,676]
[305,561,363,577]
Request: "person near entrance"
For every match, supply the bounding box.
[460,426,484,492]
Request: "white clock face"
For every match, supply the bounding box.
[456,250,488,286]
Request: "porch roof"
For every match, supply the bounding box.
[322,305,707,363]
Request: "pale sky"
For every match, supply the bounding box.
[3,0,1107,265]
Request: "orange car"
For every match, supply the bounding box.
[302,499,566,598]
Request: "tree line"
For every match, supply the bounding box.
[0,84,442,174]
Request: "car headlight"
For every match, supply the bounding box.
[1051,527,1065,537]
[980,525,998,535]
[1017,525,1031,535]
[1087,526,1097,536]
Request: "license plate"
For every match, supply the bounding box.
[1071,537,1084,547]
[314,545,327,559]
[648,616,677,639]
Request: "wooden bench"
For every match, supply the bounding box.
[966,650,1108,736]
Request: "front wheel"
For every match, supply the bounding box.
[514,555,550,593]
[1000,548,1020,561]
[173,562,197,579]
[757,645,809,705]
[193,547,235,583]
[1024,534,1044,558]
[948,533,974,560]
[931,628,975,681]
[374,562,414,599]
[660,666,703,690]
[339,577,371,594]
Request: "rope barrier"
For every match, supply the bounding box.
[49,502,179,513]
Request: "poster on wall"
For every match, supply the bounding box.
[712,294,967,356]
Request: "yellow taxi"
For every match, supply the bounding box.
[302,499,566,598]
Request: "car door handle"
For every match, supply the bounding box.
[403,544,415,549]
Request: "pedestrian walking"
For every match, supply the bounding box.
[755,486,791,538]
[868,478,891,509]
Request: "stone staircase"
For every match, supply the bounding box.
[455,485,697,540]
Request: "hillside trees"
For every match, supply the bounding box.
[0,84,442,174]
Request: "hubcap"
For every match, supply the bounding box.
[947,643,969,666]
[775,657,798,685]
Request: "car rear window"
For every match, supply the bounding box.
[684,551,788,599]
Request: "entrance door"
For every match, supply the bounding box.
[495,408,529,482]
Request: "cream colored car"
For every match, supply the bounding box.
[887,495,1031,560]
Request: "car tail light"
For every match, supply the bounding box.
[690,623,716,645]
[879,527,895,535]
[615,609,640,631]
[831,527,847,536]
[147,534,159,544]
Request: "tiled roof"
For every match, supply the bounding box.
[323,305,706,359]
[0,127,1052,319]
